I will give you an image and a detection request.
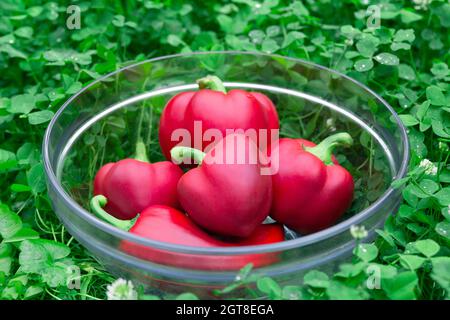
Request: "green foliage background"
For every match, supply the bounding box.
[0,0,449,299]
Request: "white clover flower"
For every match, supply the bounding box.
[106,278,138,300]
[350,225,368,240]
[419,159,437,176]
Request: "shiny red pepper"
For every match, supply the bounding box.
[159,75,279,161]
[270,133,354,234]
[171,133,272,238]
[90,196,284,270]
[93,140,183,220]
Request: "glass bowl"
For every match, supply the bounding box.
[43,51,409,298]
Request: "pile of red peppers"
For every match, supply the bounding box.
[90,75,355,270]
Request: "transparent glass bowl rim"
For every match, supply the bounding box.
[42,51,410,255]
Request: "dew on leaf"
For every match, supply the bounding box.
[374,53,399,65]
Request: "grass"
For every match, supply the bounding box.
[0,0,449,300]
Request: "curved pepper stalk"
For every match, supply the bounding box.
[304,132,353,165]
[133,138,150,163]
[170,146,206,165]
[90,195,138,231]
[196,75,227,93]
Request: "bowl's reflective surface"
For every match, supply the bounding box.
[43,52,409,298]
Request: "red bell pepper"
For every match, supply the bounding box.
[158,75,279,161]
[171,133,272,238]
[93,139,183,220]
[270,133,354,234]
[90,196,284,270]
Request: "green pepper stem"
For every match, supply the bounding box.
[196,75,227,93]
[304,132,353,165]
[134,138,150,162]
[90,195,137,231]
[170,146,206,165]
